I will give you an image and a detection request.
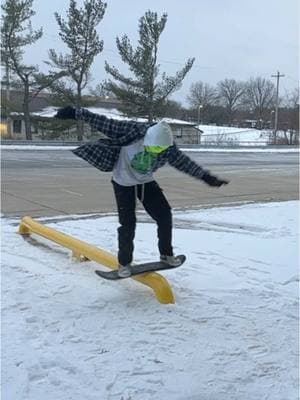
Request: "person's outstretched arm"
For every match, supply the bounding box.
[168,145,229,187]
[55,106,146,140]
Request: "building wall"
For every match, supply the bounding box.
[172,126,200,144]
[0,122,8,137]
[8,119,26,139]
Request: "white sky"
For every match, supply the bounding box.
[23,0,299,104]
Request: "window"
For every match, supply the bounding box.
[174,127,182,138]
[13,120,22,134]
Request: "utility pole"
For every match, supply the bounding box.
[197,104,203,125]
[271,71,285,144]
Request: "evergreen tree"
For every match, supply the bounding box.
[1,0,61,140]
[48,0,107,140]
[105,10,195,122]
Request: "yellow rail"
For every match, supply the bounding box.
[18,216,175,304]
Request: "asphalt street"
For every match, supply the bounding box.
[1,149,299,217]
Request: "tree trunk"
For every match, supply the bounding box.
[148,109,154,123]
[148,93,155,122]
[76,88,84,141]
[23,79,32,140]
[77,120,84,141]
[5,64,12,138]
[228,108,234,126]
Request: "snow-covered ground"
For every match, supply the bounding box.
[198,125,271,146]
[1,201,299,400]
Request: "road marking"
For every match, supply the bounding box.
[61,189,83,197]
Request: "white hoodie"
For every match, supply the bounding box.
[112,121,173,186]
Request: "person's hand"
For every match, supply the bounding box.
[202,172,229,187]
[55,106,76,120]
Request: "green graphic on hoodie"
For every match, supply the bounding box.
[131,151,158,174]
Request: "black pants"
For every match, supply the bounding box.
[112,180,173,266]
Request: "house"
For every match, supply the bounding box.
[1,89,51,139]
[32,107,201,144]
[1,89,201,144]
[160,118,201,144]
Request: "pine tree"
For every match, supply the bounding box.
[105,10,195,122]
[48,0,107,141]
[1,0,54,140]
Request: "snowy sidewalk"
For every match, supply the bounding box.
[2,201,299,400]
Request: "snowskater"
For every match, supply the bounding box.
[55,107,229,277]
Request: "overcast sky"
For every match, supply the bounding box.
[24,0,299,105]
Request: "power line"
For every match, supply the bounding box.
[285,74,299,84]
[35,34,300,80]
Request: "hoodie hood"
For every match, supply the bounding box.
[143,121,173,146]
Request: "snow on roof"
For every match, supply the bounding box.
[31,107,59,118]
[31,107,196,126]
[162,117,196,126]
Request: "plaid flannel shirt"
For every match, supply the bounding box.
[72,108,207,179]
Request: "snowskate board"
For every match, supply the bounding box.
[95,255,186,280]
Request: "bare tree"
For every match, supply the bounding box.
[187,81,217,108]
[282,87,299,144]
[217,79,244,126]
[187,81,217,123]
[242,77,276,128]
[284,87,299,110]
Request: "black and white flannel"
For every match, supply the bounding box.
[72,108,207,179]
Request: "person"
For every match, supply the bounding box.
[55,106,229,277]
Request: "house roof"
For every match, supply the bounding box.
[31,106,198,128]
